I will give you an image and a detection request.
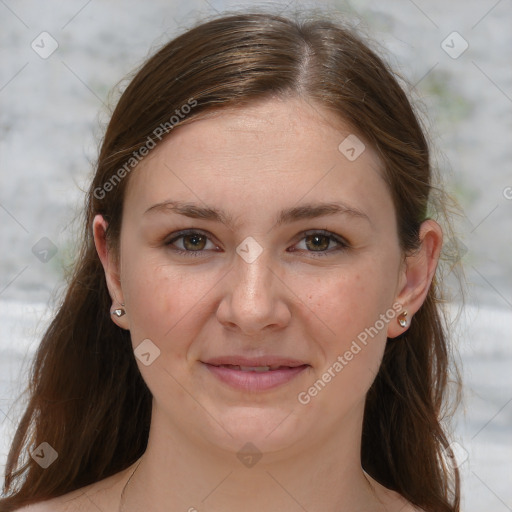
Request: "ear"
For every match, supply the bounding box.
[92,214,130,330]
[387,219,443,338]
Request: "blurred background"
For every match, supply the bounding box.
[0,0,510,509]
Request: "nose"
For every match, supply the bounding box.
[216,250,292,336]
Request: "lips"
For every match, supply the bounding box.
[216,364,287,372]
[203,356,307,368]
[202,356,310,392]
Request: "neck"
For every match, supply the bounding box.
[120,403,387,512]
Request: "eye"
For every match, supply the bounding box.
[165,230,219,256]
[165,229,349,257]
[290,230,349,256]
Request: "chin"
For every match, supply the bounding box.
[203,405,307,456]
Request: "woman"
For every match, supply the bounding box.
[1,8,461,512]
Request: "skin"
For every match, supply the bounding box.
[22,96,440,512]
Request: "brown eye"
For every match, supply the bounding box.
[304,233,331,251]
[291,230,349,256]
[182,233,207,251]
[166,230,217,255]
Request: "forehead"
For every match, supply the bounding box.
[123,97,391,227]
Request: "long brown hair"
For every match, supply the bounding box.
[1,8,461,511]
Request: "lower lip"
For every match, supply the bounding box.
[203,363,309,392]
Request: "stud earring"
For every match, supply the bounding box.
[397,311,408,328]
[111,303,126,317]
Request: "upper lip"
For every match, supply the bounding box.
[203,356,308,367]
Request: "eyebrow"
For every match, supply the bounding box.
[144,200,371,229]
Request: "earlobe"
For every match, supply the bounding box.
[387,306,409,339]
[92,214,130,330]
[387,220,443,339]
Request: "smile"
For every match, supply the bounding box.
[202,362,310,392]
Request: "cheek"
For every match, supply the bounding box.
[306,261,396,346]
[300,260,397,403]
[123,259,213,342]
[120,256,220,396]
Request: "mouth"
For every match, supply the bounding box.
[201,358,310,392]
[213,363,301,372]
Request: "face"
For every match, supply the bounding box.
[98,97,411,458]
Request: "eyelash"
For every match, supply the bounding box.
[164,229,349,258]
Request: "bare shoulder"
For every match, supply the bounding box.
[11,498,76,512]
[398,502,425,512]
[378,491,425,512]
[366,473,425,512]
[12,492,95,512]
[378,491,423,512]
[13,490,102,512]
[13,501,65,512]
[12,463,137,512]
